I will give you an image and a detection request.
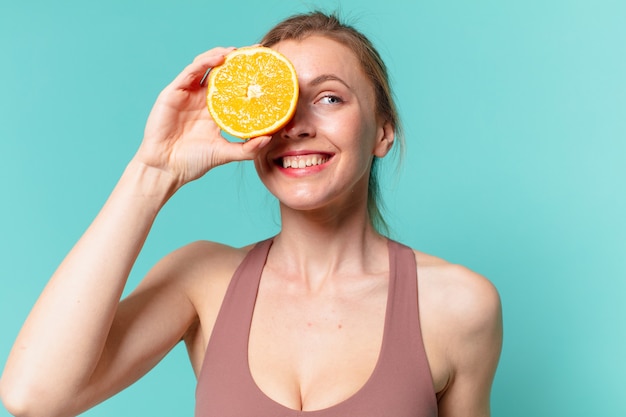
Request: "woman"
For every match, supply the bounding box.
[0,12,502,417]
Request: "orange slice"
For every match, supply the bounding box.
[206,46,299,139]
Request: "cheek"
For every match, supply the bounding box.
[353,110,381,155]
[318,107,371,142]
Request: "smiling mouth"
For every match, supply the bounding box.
[278,154,332,169]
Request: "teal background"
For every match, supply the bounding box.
[1,0,624,416]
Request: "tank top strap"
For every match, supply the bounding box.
[365,239,437,416]
[212,237,273,341]
[195,238,273,414]
[386,239,423,354]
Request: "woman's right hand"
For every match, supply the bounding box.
[1,47,276,417]
[134,47,271,190]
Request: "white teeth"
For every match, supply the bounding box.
[281,155,328,169]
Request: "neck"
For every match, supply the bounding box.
[268,203,389,291]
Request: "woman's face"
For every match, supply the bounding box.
[254,35,393,215]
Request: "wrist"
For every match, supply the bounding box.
[119,159,181,209]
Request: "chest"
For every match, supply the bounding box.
[193,240,442,416]
[247,280,388,410]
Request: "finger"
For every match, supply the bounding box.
[169,47,236,91]
[197,46,238,86]
[214,136,271,164]
[192,46,237,64]
[242,135,272,155]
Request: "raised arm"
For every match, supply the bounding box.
[0,47,269,417]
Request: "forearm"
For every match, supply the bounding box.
[1,159,178,412]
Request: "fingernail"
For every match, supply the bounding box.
[199,68,211,86]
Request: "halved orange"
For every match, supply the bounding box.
[206,46,299,140]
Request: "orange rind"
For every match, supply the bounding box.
[206,46,299,139]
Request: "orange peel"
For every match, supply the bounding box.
[206,46,299,139]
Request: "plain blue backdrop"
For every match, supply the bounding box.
[1,0,625,416]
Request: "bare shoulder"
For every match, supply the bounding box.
[150,240,252,280]
[414,249,503,409]
[144,240,257,373]
[135,239,257,314]
[164,239,251,264]
[414,249,502,334]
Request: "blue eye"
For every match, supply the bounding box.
[319,95,342,104]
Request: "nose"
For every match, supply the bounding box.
[279,104,314,140]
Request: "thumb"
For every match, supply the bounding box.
[239,135,272,159]
[211,135,272,166]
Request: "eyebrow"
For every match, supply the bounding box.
[308,74,352,90]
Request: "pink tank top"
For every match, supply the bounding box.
[195,238,437,416]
